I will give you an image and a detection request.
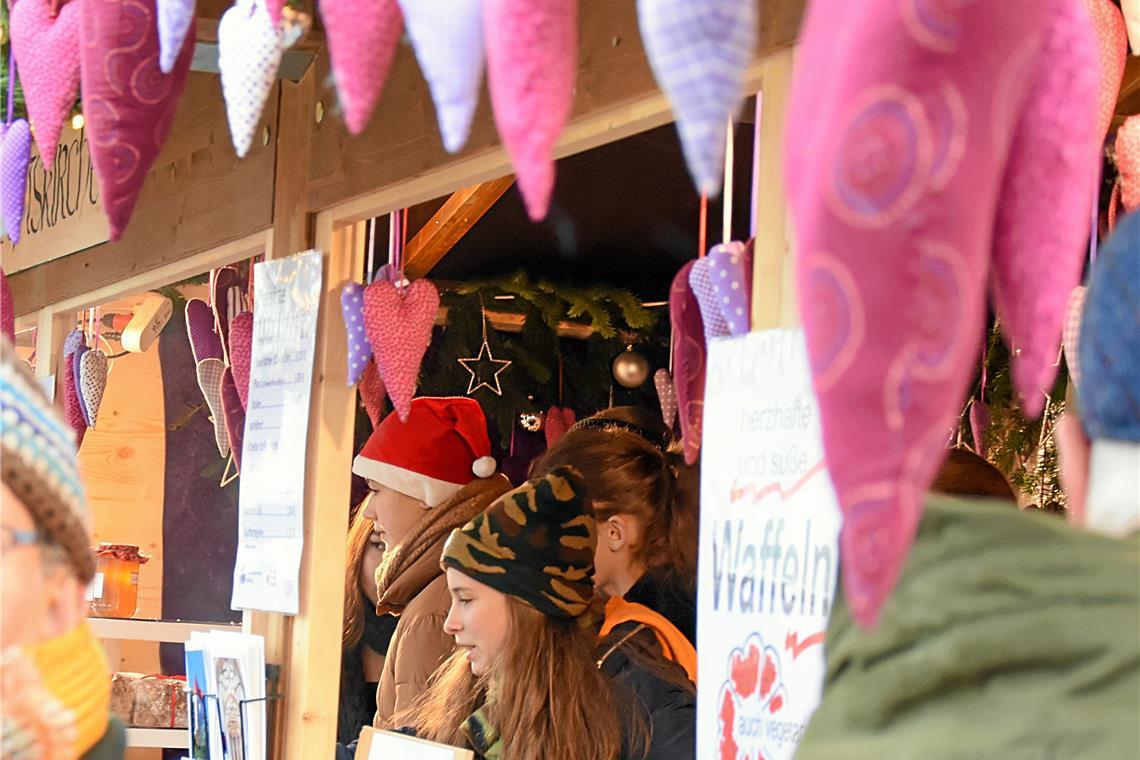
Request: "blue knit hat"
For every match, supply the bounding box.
[0,336,94,581]
[1078,212,1140,443]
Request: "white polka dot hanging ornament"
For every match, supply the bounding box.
[218,0,284,158]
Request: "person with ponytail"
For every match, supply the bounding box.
[531,407,699,645]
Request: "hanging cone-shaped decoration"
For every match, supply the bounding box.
[266,0,285,25]
[185,298,224,364]
[79,349,110,427]
[196,358,231,458]
[341,282,372,386]
[1062,285,1088,389]
[81,0,195,240]
[968,399,991,458]
[654,368,678,429]
[362,278,439,421]
[229,311,254,409]
[359,359,386,428]
[0,269,14,342]
[62,331,88,445]
[1116,116,1140,212]
[543,406,576,449]
[484,0,577,221]
[157,0,197,74]
[397,0,485,153]
[637,0,755,196]
[670,261,706,465]
[9,0,82,171]
[218,0,284,157]
[1085,0,1127,145]
[1,121,32,243]
[72,345,91,425]
[321,0,403,135]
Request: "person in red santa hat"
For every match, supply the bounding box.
[352,396,511,730]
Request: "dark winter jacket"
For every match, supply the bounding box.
[80,718,126,760]
[624,570,697,646]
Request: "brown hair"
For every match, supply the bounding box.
[531,407,699,592]
[342,506,374,650]
[931,448,1016,502]
[404,600,631,760]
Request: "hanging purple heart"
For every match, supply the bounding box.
[0,269,14,342]
[654,368,678,429]
[72,344,91,425]
[688,255,730,344]
[1,120,31,243]
[341,282,372,386]
[185,298,224,364]
[63,329,85,358]
[707,240,753,336]
[157,0,197,74]
[969,399,991,458]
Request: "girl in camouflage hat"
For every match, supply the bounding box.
[402,467,696,760]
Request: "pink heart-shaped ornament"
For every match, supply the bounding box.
[1086,0,1128,144]
[157,0,197,74]
[321,0,403,134]
[1116,116,1140,211]
[671,261,706,465]
[1,120,32,243]
[1062,285,1087,388]
[688,255,730,344]
[707,241,753,336]
[362,278,440,421]
[72,345,91,425]
[229,311,254,409]
[544,405,576,449]
[266,0,284,23]
[79,349,110,427]
[1,269,14,342]
[654,368,678,430]
[359,359,387,428]
[185,298,224,364]
[63,348,88,445]
[969,399,991,458]
[81,0,195,240]
[211,267,244,363]
[10,0,82,170]
[397,0,485,152]
[218,0,284,157]
[484,0,577,221]
[221,366,245,470]
[196,358,231,458]
[341,282,372,386]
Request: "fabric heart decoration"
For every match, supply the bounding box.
[220,366,245,470]
[185,298,224,364]
[157,0,197,74]
[362,278,440,421]
[1,269,14,342]
[359,359,386,428]
[968,399,991,458]
[81,0,195,240]
[1063,285,1087,389]
[637,0,755,196]
[670,261,706,465]
[229,311,254,409]
[64,329,86,358]
[397,0,485,153]
[321,0,403,135]
[544,405,576,449]
[1085,0,1127,145]
[653,368,677,430]
[218,0,284,157]
[484,0,577,221]
[1125,0,1140,55]
[63,345,88,446]
[1116,116,1140,212]
[211,267,244,363]
[266,0,284,24]
[707,241,753,336]
[785,0,1098,627]
[341,282,372,386]
[196,358,231,458]
[688,256,730,344]
[9,0,82,171]
[72,344,91,425]
[1,120,31,243]
[79,349,109,427]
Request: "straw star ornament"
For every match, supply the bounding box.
[458,308,511,396]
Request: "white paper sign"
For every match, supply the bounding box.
[697,330,841,760]
[231,250,323,614]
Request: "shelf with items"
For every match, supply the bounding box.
[125,727,190,749]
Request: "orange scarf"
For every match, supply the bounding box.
[601,597,698,683]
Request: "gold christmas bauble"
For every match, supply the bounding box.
[612,348,650,389]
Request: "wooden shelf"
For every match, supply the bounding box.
[125,727,189,749]
[88,617,241,643]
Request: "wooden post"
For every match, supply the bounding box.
[750,48,798,332]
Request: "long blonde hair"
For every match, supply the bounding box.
[404,600,632,760]
[342,506,374,650]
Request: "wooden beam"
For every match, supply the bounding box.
[403,176,514,279]
[271,65,319,259]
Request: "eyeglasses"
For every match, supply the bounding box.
[1,525,41,550]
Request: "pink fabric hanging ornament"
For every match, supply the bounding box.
[196,358,231,458]
[397,0,485,153]
[211,267,244,363]
[1085,0,1127,145]
[265,0,284,25]
[362,278,439,421]
[543,406,576,449]
[218,0,284,157]
[670,261,706,465]
[1,120,31,244]
[1063,285,1087,389]
[1,269,14,342]
[79,349,109,427]
[969,399,991,458]
[185,298,224,364]
[341,282,372,386]
[358,359,386,428]
[220,366,245,470]
[157,0,197,74]
[1115,116,1140,212]
[637,0,755,196]
[62,330,87,444]
[9,0,82,171]
[484,0,577,221]
[688,256,730,344]
[785,0,1098,628]
[228,311,253,409]
[320,0,403,135]
[1125,0,1140,55]
[71,344,90,424]
[81,0,195,240]
[707,240,753,336]
[654,368,678,429]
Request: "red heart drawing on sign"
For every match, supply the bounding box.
[729,642,760,699]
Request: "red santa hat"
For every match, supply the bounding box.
[352,396,496,507]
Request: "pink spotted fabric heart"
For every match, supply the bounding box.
[1063,285,1087,388]
[157,0,197,74]
[1116,116,1140,211]
[362,278,440,421]
[359,359,387,428]
[484,0,577,221]
[196,358,230,458]
[707,241,753,336]
[688,255,730,344]
[341,282,372,386]
[79,349,109,427]
[72,345,91,425]
[321,0,403,134]
[1,120,31,243]
[218,0,284,157]
[221,366,245,470]
[10,0,82,170]
[969,399,991,458]
[544,405,576,449]
[63,347,88,446]
[654,368,678,429]
[229,311,254,410]
[1086,0,1127,145]
[212,267,244,363]
[671,261,706,465]
[185,298,224,364]
[1,269,14,342]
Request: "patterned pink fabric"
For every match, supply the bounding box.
[321,0,403,135]
[229,311,253,410]
[654,368,677,430]
[1,269,14,342]
[1116,116,1140,211]
[1085,0,1127,145]
[688,256,730,344]
[185,298,223,364]
[221,366,245,470]
[670,260,705,465]
[80,0,195,241]
[1,120,31,244]
[359,359,386,428]
[211,267,244,363]
[362,278,439,422]
[786,0,1099,627]
[543,405,576,449]
[63,348,88,446]
[9,0,82,171]
[484,0,577,221]
[1063,285,1088,389]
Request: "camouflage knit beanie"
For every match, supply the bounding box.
[442,466,596,618]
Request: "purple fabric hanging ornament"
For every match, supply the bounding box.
[157,0,197,74]
[670,260,707,465]
[1,54,31,245]
[688,255,730,344]
[341,282,372,386]
[72,343,91,425]
[707,240,753,336]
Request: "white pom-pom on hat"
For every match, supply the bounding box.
[472,456,496,478]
